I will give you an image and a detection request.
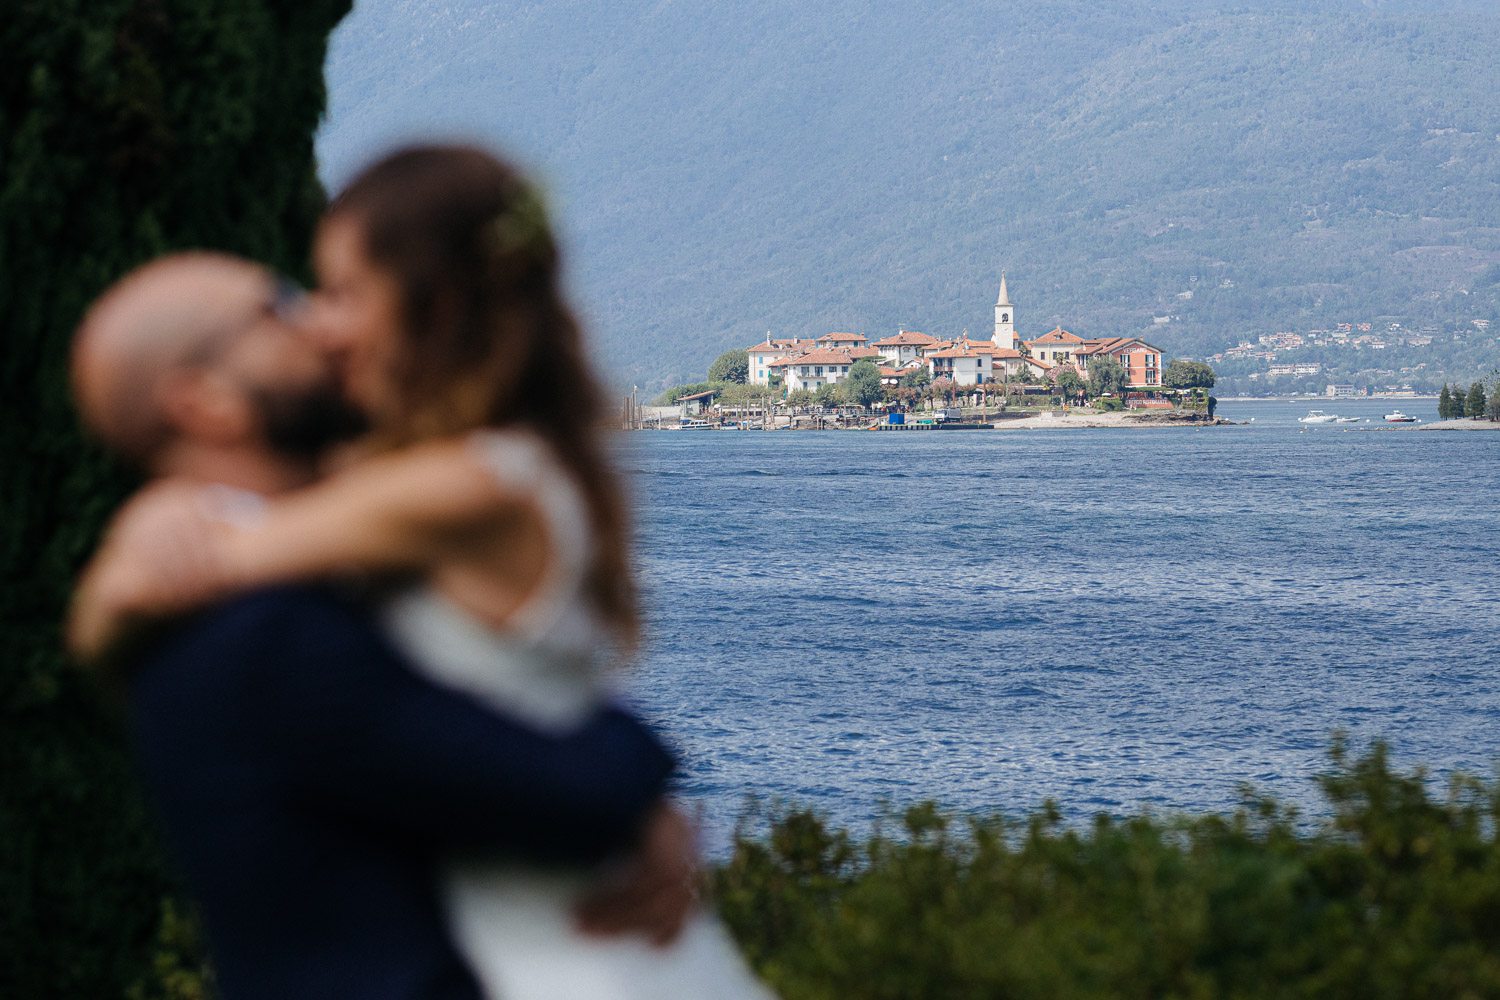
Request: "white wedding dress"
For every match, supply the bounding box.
[378,431,774,1000]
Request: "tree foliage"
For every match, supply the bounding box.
[1054,368,1085,403]
[841,359,884,409]
[1164,359,1217,390]
[1,3,349,995]
[1085,355,1127,398]
[653,381,722,405]
[1465,381,1487,418]
[1438,383,1455,417]
[708,348,750,384]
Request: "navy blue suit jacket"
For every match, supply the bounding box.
[127,585,674,1000]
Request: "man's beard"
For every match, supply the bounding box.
[253,379,371,462]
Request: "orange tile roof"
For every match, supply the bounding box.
[872,330,939,347]
[818,332,867,343]
[1029,327,1085,344]
[847,347,883,359]
[747,338,816,353]
[785,348,861,365]
[926,345,994,359]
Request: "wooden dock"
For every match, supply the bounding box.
[870,422,994,431]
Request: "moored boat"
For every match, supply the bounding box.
[1298,410,1339,424]
[1384,410,1418,423]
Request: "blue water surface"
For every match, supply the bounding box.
[620,399,1500,850]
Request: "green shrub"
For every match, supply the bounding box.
[714,740,1500,999]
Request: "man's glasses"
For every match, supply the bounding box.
[182,275,312,366]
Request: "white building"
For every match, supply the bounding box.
[993,273,1017,350]
[925,342,994,386]
[869,329,939,366]
[746,338,815,385]
[781,348,860,391]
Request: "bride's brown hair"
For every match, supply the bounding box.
[326,144,637,648]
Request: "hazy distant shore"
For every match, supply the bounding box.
[1218,395,1440,402]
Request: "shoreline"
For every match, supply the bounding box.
[1416,418,1500,432]
[1218,395,1440,402]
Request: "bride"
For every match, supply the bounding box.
[71,144,774,1000]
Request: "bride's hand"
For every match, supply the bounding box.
[68,482,229,661]
[574,801,701,947]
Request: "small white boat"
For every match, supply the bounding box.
[1334,416,1362,424]
[678,418,715,430]
[1384,410,1417,423]
[1298,410,1339,424]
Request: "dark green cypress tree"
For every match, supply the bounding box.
[1466,381,1487,419]
[1438,384,1453,418]
[1,2,349,995]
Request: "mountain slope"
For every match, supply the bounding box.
[320,1,1500,388]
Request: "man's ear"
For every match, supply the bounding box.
[156,368,256,446]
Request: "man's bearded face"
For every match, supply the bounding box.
[252,374,371,462]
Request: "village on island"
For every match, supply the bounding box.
[639,275,1220,430]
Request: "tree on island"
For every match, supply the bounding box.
[931,376,958,407]
[1086,356,1127,400]
[841,359,884,410]
[1438,384,1454,418]
[900,367,931,389]
[708,348,750,384]
[1489,386,1500,422]
[786,387,815,411]
[813,382,841,408]
[1054,368,1086,406]
[1164,359,1216,409]
[1164,359,1217,391]
[1465,381,1487,419]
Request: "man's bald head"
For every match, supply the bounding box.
[74,253,275,465]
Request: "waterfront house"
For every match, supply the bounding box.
[747,338,815,385]
[816,332,869,349]
[870,329,939,366]
[1071,337,1165,388]
[925,341,994,386]
[1024,327,1088,364]
[677,388,718,416]
[782,348,862,391]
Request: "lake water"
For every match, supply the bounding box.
[621,398,1500,849]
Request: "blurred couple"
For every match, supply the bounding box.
[69,145,773,1000]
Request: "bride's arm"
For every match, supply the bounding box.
[69,438,528,660]
[217,438,522,583]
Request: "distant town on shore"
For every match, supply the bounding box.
[642,275,1221,431]
[637,275,1500,432]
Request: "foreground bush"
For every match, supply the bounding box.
[714,740,1500,999]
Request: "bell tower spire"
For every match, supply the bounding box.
[993,271,1016,350]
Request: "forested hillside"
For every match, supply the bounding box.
[320,0,1500,389]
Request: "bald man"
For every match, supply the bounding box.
[71,254,684,1000]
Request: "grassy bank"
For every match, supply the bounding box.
[714,740,1500,999]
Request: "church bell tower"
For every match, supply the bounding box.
[993,272,1016,350]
